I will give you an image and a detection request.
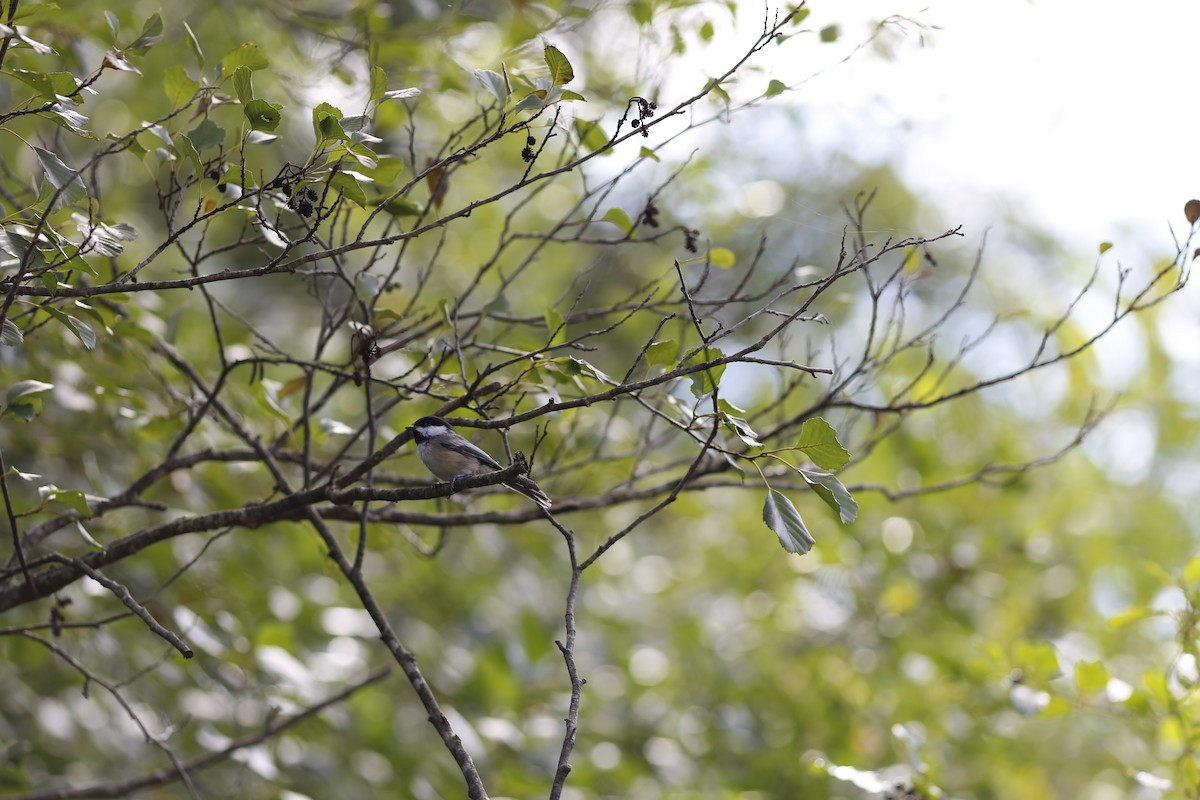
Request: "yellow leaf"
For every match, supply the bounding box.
[709,247,736,268]
[1108,606,1161,630]
[1074,660,1108,698]
[1182,554,1200,585]
[278,375,309,402]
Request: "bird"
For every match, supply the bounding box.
[407,416,552,509]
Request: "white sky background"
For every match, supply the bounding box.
[768,0,1200,254]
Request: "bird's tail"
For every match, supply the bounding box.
[504,475,552,509]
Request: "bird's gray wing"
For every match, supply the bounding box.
[443,436,505,471]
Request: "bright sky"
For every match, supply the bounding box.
[791,0,1200,253]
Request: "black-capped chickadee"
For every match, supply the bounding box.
[407,416,552,509]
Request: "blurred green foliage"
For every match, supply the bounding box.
[0,1,1198,799]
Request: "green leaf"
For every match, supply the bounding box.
[33,146,87,205]
[0,229,31,258]
[74,521,101,548]
[645,340,677,367]
[334,140,378,169]
[244,99,283,131]
[481,293,510,316]
[84,222,137,258]
[43,306,97,349]
[1074,660,1109,698]
[8,68,57,101]
[819,24,840,43]
[1182,554,1200,584]
[371,193,423,218]
[173,132,203,177]
[514,92,545,114]
[575,119,611,155]
[355,271,380,300]
[363,156,405,186]
[475,68,510,105]
[1108,606,1161,630]
[4,403,38,421]
[9,69,79,102]
[544,356,615,389]
[1014,640,1061,681]
[48,105,94,139]
[800,469,858,523]
[105,51,143,75]
[601,207,635,236]
[5,380,53,409]
[73,300,107,330]
[369,65,387,105]
[1,319,23,347]
[312,102,345,142]
[708,81,730,108]
[630,0,652,25]
[684,347,726,398]
[381,87,420,102]
[1099,241,1113,255]
[329,172,367,207]
[763,490,815,555]
[0,230,43,273]
[183,22,204,69]
[117,134,148,161]
[765,78,786,97]
[220,165,254,188]
[55,490,92,518]
[126,13,163,55]
[8,3,58,23]
[718,397,747,416]
[564,356,614,384]
[256,221,288,248]
[232,65,254,105]
[163,64,199,107]
[0,762,31,792]
[545,308,565,345]
[187,119,225,152]
[141,123,173,149]
[50,72,78,97]
[543,43,574,87]
[36,485,92,519]
[639,146,660,162]
[342,117,371,137]
[795,417,851,470]
[222,43,270,75]
[104,10,120,41]
[709,247,736,268]
[1141,670,1171,705]
[1140,559,1175,586]
[720,411,762,447]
